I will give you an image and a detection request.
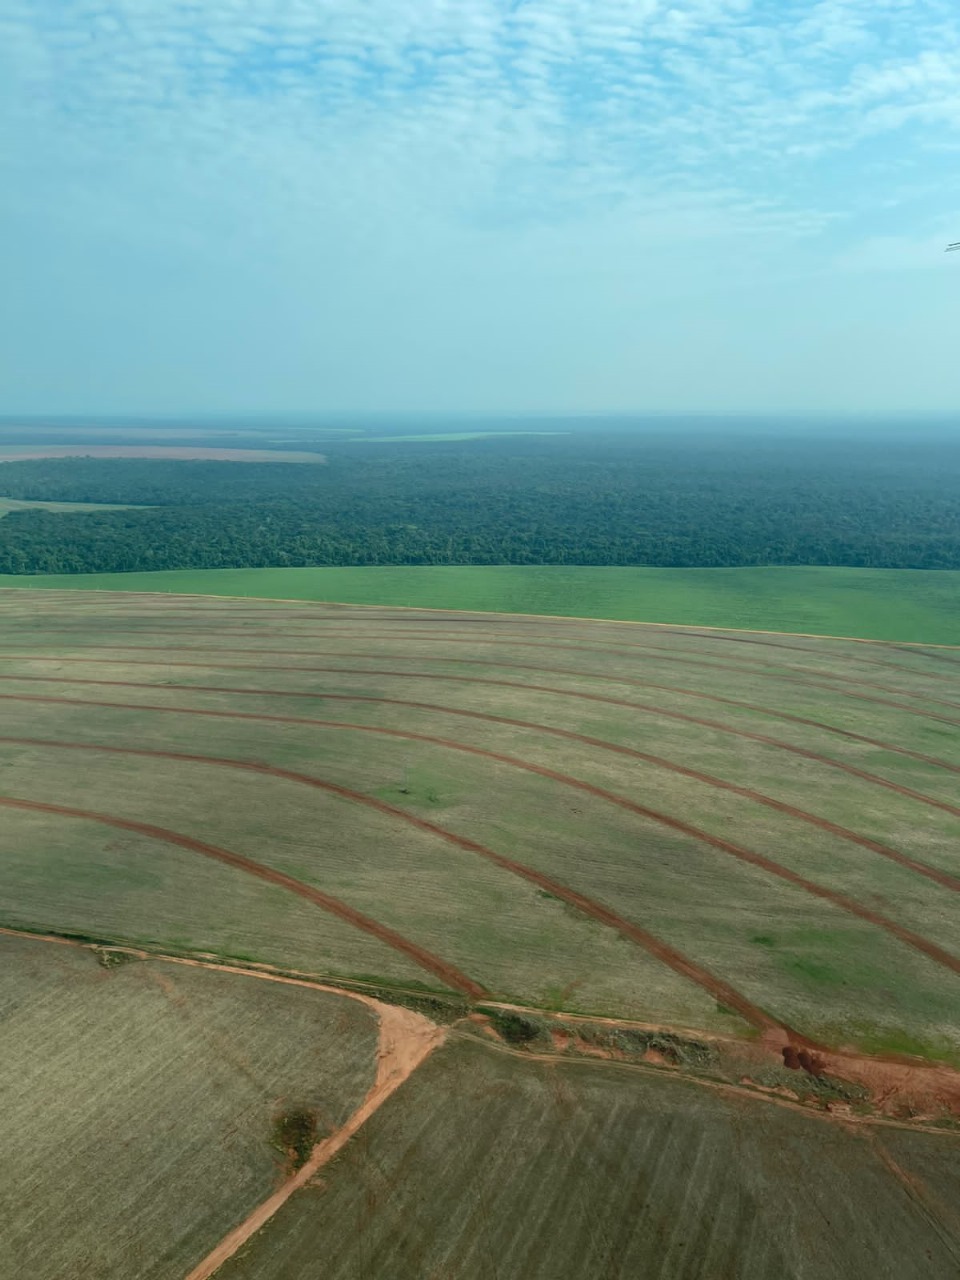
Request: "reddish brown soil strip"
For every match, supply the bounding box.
[8,722,960,993]
[184,1001,442,1280]
[6,674,960,879]
[5,651,960,785]
[0,749,785,1037]
[18,623,960,708]
[0,794,482,998]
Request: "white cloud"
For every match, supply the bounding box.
[2,0,960,412]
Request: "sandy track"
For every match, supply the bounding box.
[6,648,960,771]
[20,623,960,708]
[3,679,960,892]
[183,999,442,1280]
[0,794,483,997]
[6,724,960,997]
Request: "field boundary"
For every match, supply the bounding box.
[2,586,958,648]
[5,927,960,1140]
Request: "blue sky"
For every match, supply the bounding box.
[2,0,960,415]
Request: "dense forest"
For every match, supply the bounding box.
[1,432,959,573]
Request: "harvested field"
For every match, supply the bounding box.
[215,1035,960,1280]
[0,931,382,1280]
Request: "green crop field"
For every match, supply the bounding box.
[1,589,959,1276]
[2,563,960,642]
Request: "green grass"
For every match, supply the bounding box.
[1,564,960,643]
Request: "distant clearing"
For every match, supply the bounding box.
[0,564,958,643]
[0,445,327,462]
[354,431,568,441]
[0,497,145,517]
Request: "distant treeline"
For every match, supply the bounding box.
[1,434,959,573]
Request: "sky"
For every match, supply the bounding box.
[2,0,960,416]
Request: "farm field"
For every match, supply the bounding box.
[2,589,959,1276]
[0,930,385,1280]
[1,564,960,641]
[217,1035,960,1280]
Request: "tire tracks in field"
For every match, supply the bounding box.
[22,609,954,681]
[6,723,960,988]
[0,779,787,1040]
[0,794,483,998]
[14,624,960,709]
[5,639,960,736]
[5,673,960,873]
[5,649,960,787]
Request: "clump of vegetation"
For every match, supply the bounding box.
[556,1022,717,1069]
[273,1108,320,1172]
[486,1010,543,1045]
[359,986,470,1024]
[93,947,139,970]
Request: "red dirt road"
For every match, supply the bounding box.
[0,794,483,998]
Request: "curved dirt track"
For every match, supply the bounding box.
[6,674,960,859]
[6,662,960,828]
[7,727,960,991]
[22,623,960,710]
[0,764,788,1039]
[0,794,483,998]
[7,648,960,776]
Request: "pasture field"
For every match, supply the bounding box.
[1,564,959,641]
[0,931,380,1280]
[216,1035,960,1280]
[2,590,960,1277]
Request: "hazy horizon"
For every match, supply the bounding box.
[3,0,960,417]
